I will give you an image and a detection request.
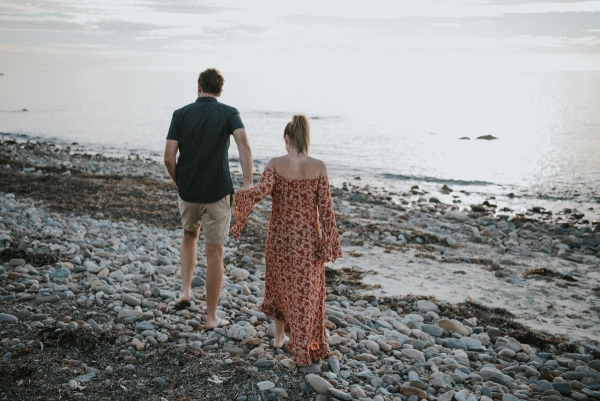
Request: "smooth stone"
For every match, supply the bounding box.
[329,356,340,374]
[553,382,572,396]
[400,386,427,400]
[227,323,257,340]
[36,294,60,303]
[134,321,155,332]
[223,345,244,355]
[438,318,469,336]
[445,339,467,351]
[68,379,78,390]
[281,359,296,369]
[121,294,141,307]
[254,360,275,369]
[132,338,145,351]
[410,380,429,390]
[109,271,125,282]
[400,349,426,363]
[506,337,521,352]
[542,390,563,397]
[416,300,437,311]
[49,268,70,279]
[499,348,516,358]
[563,372,586,381]
[270,388,288,398]
[535,380,555,392]
[0,313,18,322]
[118,310,142,319]
[364,340,380,354]
[455,389,476,401]
[421,324,444,337]
[17,310,33,320]
[8,259,26,267]
[576,366,600,379]
[328,334,343,345]
[72,373,95,383]
[328,388,353,401]
[231,268,250,280]
[355,353,377,363]
[437,391,455,401]
[191,276,205,287]
[256,381,275,391]
[305,373,333,395]
[431,377,448,389]
[299,364,321,374]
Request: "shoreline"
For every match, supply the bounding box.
[3,131,599,222]
[1,138,599,400]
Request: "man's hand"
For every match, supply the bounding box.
[232,128,253,188]
[164,139,179,187]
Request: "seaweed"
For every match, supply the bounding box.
[0,248,61,266]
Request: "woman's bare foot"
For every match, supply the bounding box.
[272,335,290,349]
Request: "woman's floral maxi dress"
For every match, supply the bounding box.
[231,168,343,365]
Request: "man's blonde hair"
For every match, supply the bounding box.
[284,115,310,155]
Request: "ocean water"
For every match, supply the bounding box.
[0,69,599,219]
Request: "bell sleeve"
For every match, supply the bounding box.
[231,169,276,240]
[317,175,343,263]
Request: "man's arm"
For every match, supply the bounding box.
[164,139,179,187]
[232,128,253,188]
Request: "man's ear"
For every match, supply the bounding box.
[198,83,202,94]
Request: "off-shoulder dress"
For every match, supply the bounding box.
[231,168,342,365]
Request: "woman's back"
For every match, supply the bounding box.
[266,154,327,181]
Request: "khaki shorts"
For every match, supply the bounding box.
[178,195,231,244]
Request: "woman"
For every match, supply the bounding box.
[231,115,342,366]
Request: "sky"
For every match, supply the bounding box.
[1,0,600,74]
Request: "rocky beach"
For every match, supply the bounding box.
[1,137,600,401]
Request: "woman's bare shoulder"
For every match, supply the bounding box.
[265,156,286,171]
[306,156,328,177]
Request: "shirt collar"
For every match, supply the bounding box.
[196,97,218,103]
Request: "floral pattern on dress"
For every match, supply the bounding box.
[231,168,343,365]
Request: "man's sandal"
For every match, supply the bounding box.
[174,301,191,311]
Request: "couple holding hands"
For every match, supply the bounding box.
[163,68,342,366]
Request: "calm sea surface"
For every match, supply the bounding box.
[1,69,599,218]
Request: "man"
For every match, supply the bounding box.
[164,68,253,329]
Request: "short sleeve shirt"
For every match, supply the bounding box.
[166,97,244,203]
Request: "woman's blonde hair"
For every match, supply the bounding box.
[284,114,310,155]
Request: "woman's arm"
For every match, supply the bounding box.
[317,168,343,263]
[231,168,275,240]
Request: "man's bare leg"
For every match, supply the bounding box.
[273,318,289,348]
[205,243,226,329]
[177,229,199,303]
